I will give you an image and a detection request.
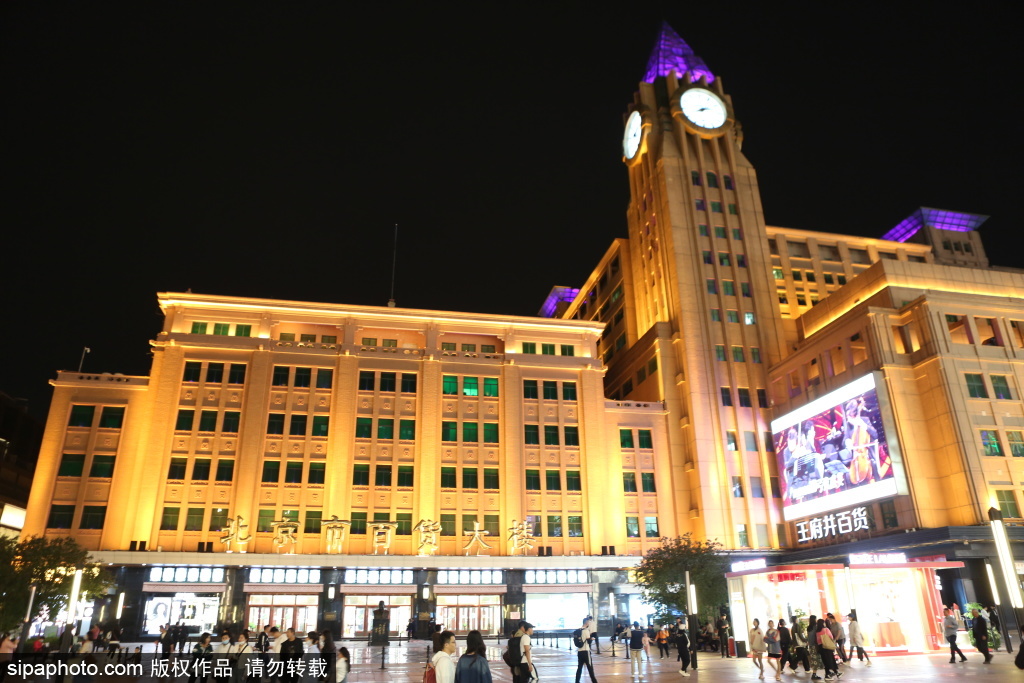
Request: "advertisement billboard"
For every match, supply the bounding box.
[772,373,904,520]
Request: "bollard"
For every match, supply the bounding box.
[380,645,387,670]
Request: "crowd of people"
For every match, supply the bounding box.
[745,612,865,681]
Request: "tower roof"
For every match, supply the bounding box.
[642,21,714,84]
[881,207,989,242]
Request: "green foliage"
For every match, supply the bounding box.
[963,604,1002,650]
[0,536,113,633]
[633,534,728,624]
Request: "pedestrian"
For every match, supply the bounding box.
[656,625,670,659]
[319,629,336,682]
[790,619,810,674]
[177,622,189,654]
[106,627,121,659]
[845,614,870,667]
[433,625,445,654]
[574,616,598,683]
[777,618,793,672]
[826,614,846,664]
[454,630,492,683]
[641,626,652,662]
[188,633,213,683]
[814,619,840,681]
[231,632,256,683]
[971,608,992,664]
[280,629,305,683]
[214,632,234,683]
[749,619,766,679]
[676,623,691,677]
[989,606,1002,651]
[430,631,456,683]
[507,622,526,683]
[334,648,350,683]
[765,620,783,681]
[517,622,536,683]
[406,618,416,641]
[627,621,645,678]
[302,631,320,683]
[941,608,966,663]
[718,614,731,657]
[806,616,823,680]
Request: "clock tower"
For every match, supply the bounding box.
[620,23,786,547]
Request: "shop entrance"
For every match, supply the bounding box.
[342,595,412,638]
[437,595,501,635]
[246,594,319,635]
[144,593,221,636]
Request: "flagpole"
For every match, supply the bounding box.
[78,347,90,372]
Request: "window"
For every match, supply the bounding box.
[524,424,539,445]
[703,250,714,265]
[738,388,752,407]
[375,465,392,487]
[633,430,651,449]
[312,415,329,437]
[183,506,205,532]
[706,279,718,295]
[321,335,337,344]
[721,388,733,406]
[562,382,577,401]
[224,365,246,386]
[208,507,229,532]
[737,254,747,268]
[981,430,1003,457]
[382,339,397,348]
[58,453,85,477]
[543,469,561,491]
[379,372,396,392]
[440,341,454,351]
[483,377,499,397]
[289,414,307,436]
[279,333,296,342]
[462,422,478,443]
[722,281,735,296]
[306,462,325,484]
[623,470,639,493]
[280,461,301,484]
[399,419,416,440]
[718,252,731,266]
[737,523,750,547]
[176,409,195,431]
[213,323,230,336]
[46,504,75,529]
[997,490,1021,518]
[191,322,208,334]
[560,344,575,356]
[544,425,559,446]
[715,345,726,361]
[751,347,762,363]
[68,405,95,427]
[641,472,656,493]
[394,465,414,487]
[1007,431,1024,458]
[199,410,218,432]
[304,510,323,534]
[711,309,722,322]
[256,509,275,533]
[160,506,180,531]
[272,366,290,386]
[523,380,538,399]
[626,516,640,538]
[744,312,756,325]
[401,373,417,393]
[757,389,768,408]
[726,431,738,450]
[441,467,457,488]
[77,505,106,530]
[705,172,718,188]
[182,362,202,383]
[714,226,727,239]
[206,363,224,383]
[770,476,781,498]
[691,170,702,186]
[966,374,988,398]
[741,282,751,298]
[837,275,847,285]
[727,310,740,323]
[699,224,709,236]
[462,343,477,353]
[711,201,722,213]
[526,469,541,490]
[732,476,744,498]
[231,324,251,337]
[566,515,583,537]
[750,477,765,498]
[483,468,499,489]
[732,346,744,362]
[620,429,635,448]
[352,464,370,486]
[522,342,537,354]
[541,343,556,356]
[483,422,499,443]
[261,461,280,483]
[564,425,579,446]
[745,431,759,451]
[359,371,376,391]
[377,418,394,440]
[727,203,738,215]
[725,175,734,191]
[441,375,459,395]
[355,417,372,439]
[695,199,706,212]
[441,421,457,442]
[89,455,115,478]
[542,381,558,400]
[316,369,333,389]
[992,375,1014,400]
[167,457,187,480]
[462,467,478,489]
[350,512,367,535]
[187,458,209,481]
[546,515,563,537]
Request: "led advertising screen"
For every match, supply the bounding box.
[772,373,902,520]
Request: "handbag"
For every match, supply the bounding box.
[820,631,836,650]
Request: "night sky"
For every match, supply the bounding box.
[2,4,1019,420]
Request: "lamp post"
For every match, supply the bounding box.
[685,572,699,671]
[18,584,38,653]
[988,507,1023,652]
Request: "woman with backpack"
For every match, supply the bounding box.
[455,630,493,683]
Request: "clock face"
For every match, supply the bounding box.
[623,111,643,159]
[679,88,727,129]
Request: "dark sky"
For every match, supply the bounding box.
[2,4,1019,419]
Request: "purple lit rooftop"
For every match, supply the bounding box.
[538,286,581,319]
[881,207,989,243]
[643,22,714,84]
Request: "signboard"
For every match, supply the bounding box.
[772,373,905,520]
[794,506,870,543]
[849,552,907,564]
[731,558,767,572]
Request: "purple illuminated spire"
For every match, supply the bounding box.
[881,207,989,242]
[643,21,714,84]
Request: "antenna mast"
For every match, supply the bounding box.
[387,223,398,307]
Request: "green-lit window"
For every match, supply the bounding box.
[727,431,738,450]
[564,425,579,446]
[227,364,246,384]
[547,515,563,537]
[481,344,496,353]
[350,512,367,535]
[524,424,539,444]
[641,472,656,493]
[707,279,717,295]
[568,515,583,537]
[623,473,637,493]
[285,462,303,484]
[398,466,414,486]
[401,373,417,393]
[442,375,459,395]
[289,414,307,436]
[711,309,722,322]
[216,459,234,482]
[279,333,295,342]
[184,507,204,531]
[375,465,392,487]
[442,421,457,442]
[209,508,228,531]
[262,461,280,483]
[773,267,784,280]
[308,462,325,484]
[58,453,85,477]
[463,467,479,489]
[256,509,275,532]
[304,510,323,534]
[462,344,477,352]
[190,322,208,334]
[272,366,290,386]
[80,506,107,530]
[381,339,397,348]
[315,369,333,389]
[355,417,372,438]
[379,372,396,392]
[522,342,536,354]
[441,467,457,488]
[47,505,75,529]
[723,280,735,296]
[544,425,559,445]
[483,423,499,443]
[718,252,731,267]
[191,458,211,481]
[377,418,394,439]
[183,362,202,383]
[981,430,1003,456]
[526,469,541,490]
[729,310,741,323]
[992,375,1014,400]
[440,514,456,536]
[699,224,709,236]
[541,381,557,400]
[396,512,413,535]
[706,172,719,188]
[566,470,581,491]
[463,377,479,396]
[523,380,538,399]
[213,323,230,336]
[234,324,251,337]
[703,250,714,265]
[96,406,125,429]
[751,348,762,363]
[711,201,722,213]
[645,516,660,537]
[1007,431,1024,457]
[160,506,180,531]
[625,516,640,537]
[199,410,218,432]
[727,203,738,215]
[440,342,455,351]
[312,415,329,437]
[691,170,702,186]
[732,346,745,363]
[483,514,500,537]
[358,371,375,391]
[545,470,561,491]
[741,282,751,297]
[483,377,499,397]
[222,411,240,433]
[620,429,635,449]
[68,405,95,428]
[206,363,224,383]
[167,457,187,480]
[399,419,415,440]
[176,409,194,431]
[484,468,499,489]
[352,464,370,486]
[996,490,1021,518]
[715,345,726,361]
[562,382,577,401]
[541,343,556,355]
[89,455,115,478]
[638,430,653,448]
[561,345,575,356]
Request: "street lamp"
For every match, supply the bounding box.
[988,507,1023,652]
[685,571,699,671]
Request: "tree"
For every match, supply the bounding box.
[633,534,728,624]
[0,536,113,633]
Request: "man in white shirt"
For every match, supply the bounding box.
[520,622,536,682]
[430,630,456,683]
[575,616,598,683]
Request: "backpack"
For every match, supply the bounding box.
[503,635,522,667]
[572,629,585,648]
[423,662,436,683]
